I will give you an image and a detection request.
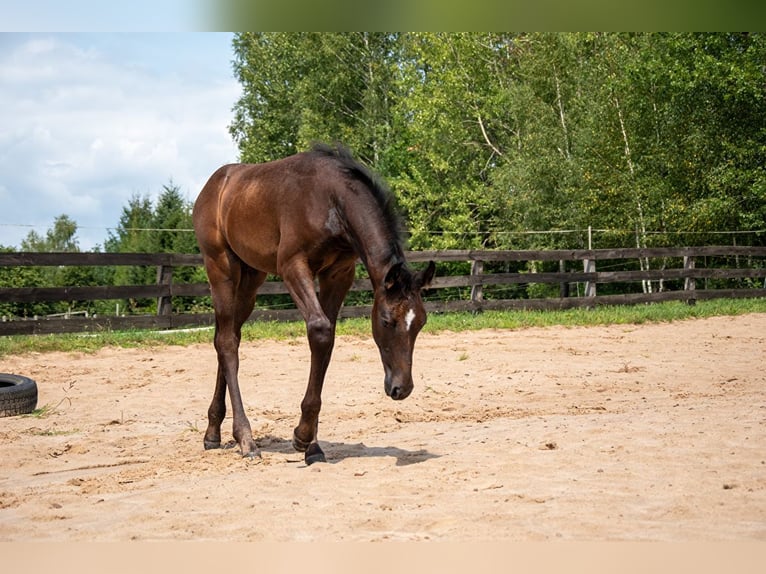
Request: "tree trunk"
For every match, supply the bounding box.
[615,94,651,293]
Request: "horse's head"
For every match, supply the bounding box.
[372,261,436,400]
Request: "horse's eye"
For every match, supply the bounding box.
[381,318,395,328]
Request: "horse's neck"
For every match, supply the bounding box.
[341,197,402,290]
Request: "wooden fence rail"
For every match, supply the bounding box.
[1,246,765,335]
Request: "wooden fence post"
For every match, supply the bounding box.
[156,264,173,316]
[559,259,569,298]
[470,259,484,310]
[683,255,696,305]
[583,258,596,298]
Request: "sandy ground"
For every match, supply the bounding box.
[0,314,764,541]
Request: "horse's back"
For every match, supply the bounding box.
[193,153,343,274]
[195,153,327,217]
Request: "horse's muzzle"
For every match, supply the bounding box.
[389,385,412,400]
[384,373,413,401]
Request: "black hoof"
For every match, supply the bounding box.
[203,440,221,450]
[305,442,326,465]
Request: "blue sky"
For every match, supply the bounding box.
[0,32,239,250]
[0,1,207,32]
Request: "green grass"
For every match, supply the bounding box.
[24,425,80,436]
[0,298,764,358]
[24,403,61,418]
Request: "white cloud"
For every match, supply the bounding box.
[0,33,240,250]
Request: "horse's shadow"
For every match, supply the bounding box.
[254,435,440,467]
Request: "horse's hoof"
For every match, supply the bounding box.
[305,442,326,465]
[292,431,310,453]
[203,440,221,450]
[242,449,262,460]
[241,440,261,459]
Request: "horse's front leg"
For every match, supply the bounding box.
[292,314,336,464]
[283,261,354,465]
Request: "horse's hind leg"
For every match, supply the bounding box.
[204,256,266,458]
[203,361,226,450]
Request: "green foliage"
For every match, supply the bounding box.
[0,246,51,318]
[0,181,203,320]
[4,33,765,319]
[230,32,402,167]
[230,32,766,256]
[21,214,80,252]
[0,215,106,318]
[104,181,200,314]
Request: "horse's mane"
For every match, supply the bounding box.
[309,142,405,250]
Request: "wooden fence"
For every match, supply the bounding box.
[1,246,765,335]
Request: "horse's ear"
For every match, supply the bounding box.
[414,261,436,291]
[384,261,406,292]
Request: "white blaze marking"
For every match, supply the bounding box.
[404,308,416,331]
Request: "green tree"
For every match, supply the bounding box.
[488,33,589,249]
[152,182,197,254]
[105,182,200,313]
[21,214,80,252]
[1,215,108,317]
[654,33,766,244]
[390,33,512,249]
[105,193,156,299]
[228,32,766,260]
[0,245,51,318]
[230,32,402,167]
[105,193,154,254]
[151,182,202,312]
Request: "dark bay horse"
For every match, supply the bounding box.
[193,144,435,464]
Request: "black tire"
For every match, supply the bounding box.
[0,374,38,417]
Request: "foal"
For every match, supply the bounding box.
[193,144,435,464]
